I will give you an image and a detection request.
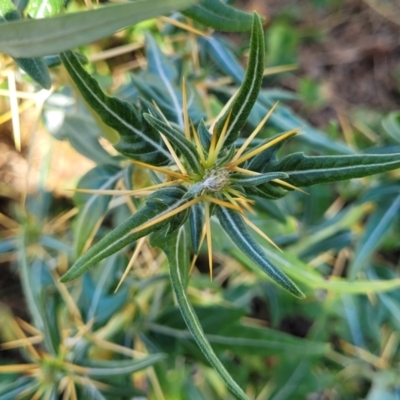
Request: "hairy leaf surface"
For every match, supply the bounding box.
[182,0,254,32]
[216,206,304,298]
[144,113,202,174]
[230,172,288,187]
[268,152,400,187]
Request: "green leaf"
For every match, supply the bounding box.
[145,34,177,83]
[200,36,244,84]
[60,51,172,165]
[246,132,292,171]
[230,172,288,187]
[255,247,400,293]
[13,57,51,89]
[214,13,264,147]
[268,152,400,187]
[144,113,203,174]
[182,0,254,32]
[189,203,203,253]
[165,228,249,400]
[81,270,128,326]
[197,119,211,151]
[0,0,51,89]
[289,201,369,256]
[143,34,184,126]
[350,194,400,278]
[382,111,400,144]
[131,75,180,126]
[256,93,354,155]
[82,355,166,377]
[0,0,197,57]
[61,187,187,282]
[216,206,304,298]
[73,166,123,257]
[150,306,329,356]
[0,377,36,399]
[63,115,119,165]
[203,37,353,155]
[17,235,46,341]
[27,0,64,18]
[250,181,289,199]
[253,197,287,223]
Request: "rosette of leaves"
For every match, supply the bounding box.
[58,14,400,400]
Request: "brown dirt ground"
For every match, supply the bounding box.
[242,0,400,123]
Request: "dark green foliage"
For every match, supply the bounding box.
[216,206,304,298]
[182,0,254,32]
[214,13,265,146]
[60,51,172,165]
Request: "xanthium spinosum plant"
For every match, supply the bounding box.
[59,13,400,399]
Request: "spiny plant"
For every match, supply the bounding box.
[0,192,166,399]
[56,13,400,399]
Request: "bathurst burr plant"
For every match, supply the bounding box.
[59,13,400,400]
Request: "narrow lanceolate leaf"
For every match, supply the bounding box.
[267,152,400,187]
[27,0,64,18]
[182,0,254,32]
[60,51,172,166]
[0,0,51,89]
[0,0,197,57]
[63,115,118,165]
[230,172,288,187]
[0,377,36,400]
[82,355,165,377]
[11,53,51,89]
[216,206,304,298]
[166,229,249,400]
[190,203,204,253]
[382,111,400,144]
[197,119,211,151]
[144,114,203,174]
[349,194,400,279]
[200,36,244,84]
[61,187,186,282]
[214,13,265,147]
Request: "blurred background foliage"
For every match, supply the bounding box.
[1,0,400,399]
